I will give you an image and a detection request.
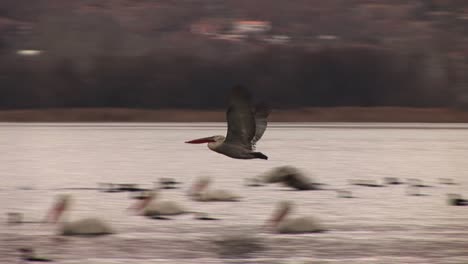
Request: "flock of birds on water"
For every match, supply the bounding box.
[5,86,468,262]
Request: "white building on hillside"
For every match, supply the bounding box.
[232,20,271,34]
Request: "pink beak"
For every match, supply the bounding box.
[185,136,216,144]
[45,203,65,223]
[129,195,152,213]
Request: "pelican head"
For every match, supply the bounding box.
[189,176,212,196]
[46,194,72,223]
[186,135,226,152]
[130,191,157,212]
[267,200,292,227]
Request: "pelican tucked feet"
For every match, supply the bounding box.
[186,86,270,160]
[45,194,114,236]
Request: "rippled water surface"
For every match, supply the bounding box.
[1,123,468,264]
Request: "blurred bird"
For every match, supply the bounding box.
[194,212,220,221]
[244,177,265,187]
[447,194,468,206]
[185,86,270,160]
[265,201,325,234]
[129,191,191,217]
[98,183,147,192]
[405,184,427,196]
[18,248,52,262]
[406,178,431,187]
[44,194,114,236]
[261,166,321,190]
[156,177,181,189]
[6,212,42,225]
[383,177,403,185]
[188,176,241,201]
[349,179,384,187]
[439,178,456,185]
[336,189,354,198]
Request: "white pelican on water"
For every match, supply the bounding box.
[189,176,241,202]
[185,86,270,160]
[130,191,190,217]
[45,194,114,236]
[265,201,325,234]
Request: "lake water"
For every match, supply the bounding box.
[1,123,468,264]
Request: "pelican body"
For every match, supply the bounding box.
[45,194,114,236]
[267,201,325,234]
[186,86,270,160]
[189,176,241,202]
[131,191,189,217]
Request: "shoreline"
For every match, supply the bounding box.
[0,107,467,122]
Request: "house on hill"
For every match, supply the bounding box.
[232,20,271,34]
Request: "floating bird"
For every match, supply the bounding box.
[6,212,42,225]
[447,194,468,206]
[405,184,427,196]
[129,190,153,200]
[261,166,321,190]
[265,201,325,234]
[185,86,270,160]
[439,178,456,185]
[7,212,24,225]
[18,248,52,262]
[194,212,220,221]
[349,179,384,187]
[383,177,403,185]
[406,178,431,188]
[130,191,190,217]
[244,177,265,187]
[45,194,114,236]
[189,176,241,202]
[336,189,354,198]
[98,183,147,193]
[156,177,181,189]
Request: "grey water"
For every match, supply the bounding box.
[1,123,468,264]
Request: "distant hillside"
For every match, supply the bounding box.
[0,0,467,110]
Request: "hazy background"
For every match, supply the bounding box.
[0,0,468,110]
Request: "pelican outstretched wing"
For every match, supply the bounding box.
[224,86,256,149]
[251,103,270,150]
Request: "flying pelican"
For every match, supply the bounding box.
[130,191,190,217]
[265,201,325,234]
[185,86,270,160]
[188,176,241,202]
[45,194,114,236]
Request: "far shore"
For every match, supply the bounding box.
[0,107,468,123]
[0,107,467,122]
